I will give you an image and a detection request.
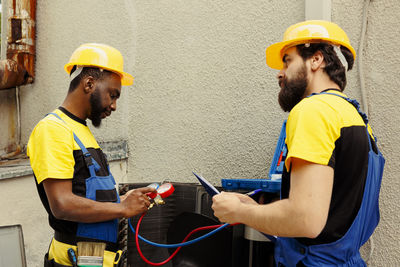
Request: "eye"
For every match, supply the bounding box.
[282,55,290,68]
[285,57,293,68]
[110,90,120,100]
[283,61,289,68]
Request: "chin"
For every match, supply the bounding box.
[90,118,102,128]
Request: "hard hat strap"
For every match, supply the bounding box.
[333,45,348,71]
[70,66,105,81]
[70,66,84,81]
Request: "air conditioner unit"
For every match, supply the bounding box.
[118,182,248,267]
[119,182,273,267]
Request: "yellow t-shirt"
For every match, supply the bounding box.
[27,108,101,184]
[27,109,118,266]
[285,91,373,170]
[282,90,376,245]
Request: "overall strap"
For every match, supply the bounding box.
[47,112,101,173]
[310,92,374,150]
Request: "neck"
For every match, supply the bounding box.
[61,89,89,120]
[305,71,340,97]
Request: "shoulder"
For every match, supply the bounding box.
[288,94,341,126]
[28,111,74,149]
[33,115,71,137]
[295,93,345,112]
[291,92,366,129]
[284,94,346,168]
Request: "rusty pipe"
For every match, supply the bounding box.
[0,0,36,90]
[0,59,29,89]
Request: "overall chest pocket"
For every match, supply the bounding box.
[85,175,119,203]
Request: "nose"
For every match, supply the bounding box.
[110,99,117,111]
[277,69,284,80]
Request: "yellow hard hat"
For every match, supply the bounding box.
[266,20,356,70]
[64,43,134,86]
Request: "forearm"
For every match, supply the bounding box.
[44,179,154,223]
[50,193,124,223]
[238,199,321,238]
[235,161,332,238]
[212,159,333,238]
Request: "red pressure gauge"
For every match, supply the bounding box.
[157,183,175,198]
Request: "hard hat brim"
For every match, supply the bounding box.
[266,38,356,70]
[120,71,134,86]
[266,41,288,70]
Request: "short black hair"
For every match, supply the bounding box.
[68,66,114,92]
[296,43,354,91]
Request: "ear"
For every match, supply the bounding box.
[310,50,324,71]
[83,76,95,94]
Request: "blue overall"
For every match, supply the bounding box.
[49,113,120,244]
[273,93,385,266]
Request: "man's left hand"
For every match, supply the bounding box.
[211,192,257,224]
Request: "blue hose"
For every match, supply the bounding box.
[128,218,229,248]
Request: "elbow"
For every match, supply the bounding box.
[49,198,70,220]
[301,215,327,239]
[303,224,324,239]
[51,209,67,220]
[290,201,328,238]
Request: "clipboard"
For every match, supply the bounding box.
[192,172,220,197]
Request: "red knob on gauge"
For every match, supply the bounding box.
[157,183,175,198]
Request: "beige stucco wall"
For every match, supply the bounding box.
[0,0,398,266]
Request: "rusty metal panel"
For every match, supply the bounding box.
[7,0,36,76]
[0,0,36,90]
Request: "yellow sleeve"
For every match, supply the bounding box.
[27,118,75,184]
[284,97,341,170]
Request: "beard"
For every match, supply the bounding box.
[89,88,104,128]
[278,64,308,112]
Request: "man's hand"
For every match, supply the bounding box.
[43,179,157,223]
[212,192,257,224]
[211,158,333,238]
[120,187,157,218]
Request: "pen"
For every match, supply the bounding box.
[246,189,262,196]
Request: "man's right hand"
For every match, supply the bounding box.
[43,179,158,222]
[120,187,157,218]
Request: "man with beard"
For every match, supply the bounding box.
[212,21,384,266]
[27,43,156,267]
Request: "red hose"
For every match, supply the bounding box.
[134,213,237,266]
